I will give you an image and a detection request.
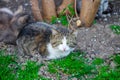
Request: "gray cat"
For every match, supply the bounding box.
[0,6,29,44]
[17,22,77,60]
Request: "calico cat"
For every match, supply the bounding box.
[17,22,77,60]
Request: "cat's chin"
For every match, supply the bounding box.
[46,51,71,60]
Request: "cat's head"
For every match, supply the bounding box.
[50,26,77,52]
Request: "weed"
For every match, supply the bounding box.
[47,52,120,79]
[94,54,120,80]
[0,51,17,80]
[113,54,120,65]
[93,20,97,24]
[110,25,120,34]
[1,50,120,80]
[92,58,104,65]
[17,61,43,80]
[47,51,95,79]
[51,3,75,26]
[0,50,49,80]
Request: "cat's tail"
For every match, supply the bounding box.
[0,8,13,24]
[0,8,13,15]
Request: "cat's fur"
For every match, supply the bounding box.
[97,0,111,17]
[0,6,29,44]
[17,22,77,60]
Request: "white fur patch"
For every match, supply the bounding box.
[46,37,74,59]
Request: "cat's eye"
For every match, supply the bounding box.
[59,41,62,44]
[67,41,69,44]
[51,41,62,47]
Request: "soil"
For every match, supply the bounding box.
[76,0,120,59]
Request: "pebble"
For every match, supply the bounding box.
[24,3,29,6]
[110,61,116,68]
[104,18,108,21]
[77,23,120,59]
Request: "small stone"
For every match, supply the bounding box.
[85,29,89,31]
[102,14,107,18]
[113,12,118,15]
[24,3,29,6]
[91,54,95,58]
[107,14,111,17]
[76,20,81,27]
[93,39,97,41]
[2,0,9,3]
[72,78,77,80]
[104,18,107,21]
[110,62,116,68]
[57,20,61,23]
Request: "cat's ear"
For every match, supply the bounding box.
[17,14,29,24]
[51,29,58,35]
[14,6,23,16]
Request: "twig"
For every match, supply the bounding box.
[66,14,76,31]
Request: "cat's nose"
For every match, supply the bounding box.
[63,48,66,51]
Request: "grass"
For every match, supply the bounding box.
[47,51,95,79]
[17,61,42,80]
[110,25,120,34]
[92,58,104,65]
[93,20,97,25]
[0,50,120,80]
[0,50,17,80]
[51,16,68,26]
[51,3,75,26]
[47,52,120,79]
[0,50,49,80]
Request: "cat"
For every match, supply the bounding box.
[97,0,112,17]
[76,0,112,18]
[0,6,29,44]
[17,22,77,60]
